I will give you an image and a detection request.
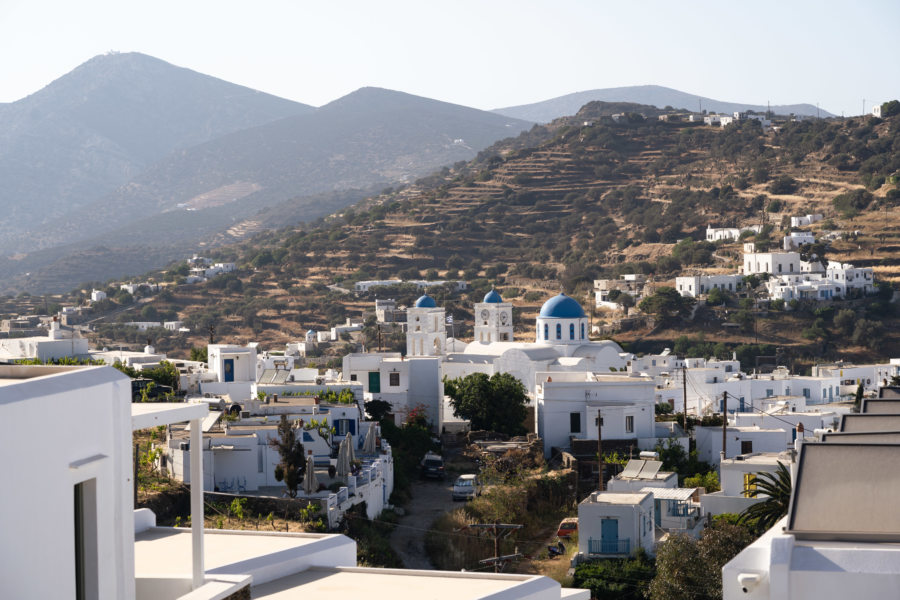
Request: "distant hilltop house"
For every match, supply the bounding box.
[120,282,159,295]
[353,279,467,293]
[783,231,816,250]
[706,224,763,242]
[674,237,875,302]
[791,214,823,228]
[594,274,654,309]
[90,289,107,302]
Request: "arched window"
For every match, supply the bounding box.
[581,323,585,339]
[556,323,562,340]
[544,323,549,340]
[569,323,575,340]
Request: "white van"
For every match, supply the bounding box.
[452,474,482,501]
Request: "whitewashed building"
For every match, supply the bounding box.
[676,274,744,298]
[576,491,655,560]
[535,371,657,458]
[0,320,90,362]
[343,352,442,428]
[701,451,791,516]
[782,231,816,250]
[790,213,823,228]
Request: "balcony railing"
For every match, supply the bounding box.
[588,538,631,555]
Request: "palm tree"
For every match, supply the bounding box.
[739,461,792,533]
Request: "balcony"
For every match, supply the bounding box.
[588,538,631,556]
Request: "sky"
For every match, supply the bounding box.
[1,0,897,116]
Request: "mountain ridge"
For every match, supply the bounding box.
[0,52,312,254]
[493,84,835,123]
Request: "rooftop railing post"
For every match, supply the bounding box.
[190,418,205,590]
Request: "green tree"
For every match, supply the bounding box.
[683,470,720,493]
[833,309,856,337]
[638,287,692,323]
[444,372,528,435]
[364,399,393,423]
[268,415,306,498]
[739,462,792,533]
[649,522,754,600]
[189,346,208,362]
[852,318,884,350]
[880,100,900,118]
[705,287,728,306]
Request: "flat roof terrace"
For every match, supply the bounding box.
[135,527,355,585]
[253,566,578,600]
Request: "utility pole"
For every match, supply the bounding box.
[682,365,688,433]
[597,410,604,491]
[722,392,728,461]
[470,523,523,573]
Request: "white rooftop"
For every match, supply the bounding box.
[132,402,208,430]
[639,487,697,501]
[253,566,580,600]
[135,527,352,584]
[583,491,651,505]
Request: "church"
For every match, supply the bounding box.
[431,290,631,396]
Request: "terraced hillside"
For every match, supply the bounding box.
[42,102,900,366]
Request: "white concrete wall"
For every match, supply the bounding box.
[0,366,135,600]
[695,427,791,464]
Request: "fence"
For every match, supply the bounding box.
[588,538,631,555]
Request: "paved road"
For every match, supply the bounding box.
[390,478,458,570]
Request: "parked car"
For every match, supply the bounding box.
[556,518,578,538]
[420,452,445,480]
[452,474,482,501]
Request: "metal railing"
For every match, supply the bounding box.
[588,538,631,555]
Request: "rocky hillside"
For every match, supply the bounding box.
[34,102,900,366]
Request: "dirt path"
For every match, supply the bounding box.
[390,478,457,570]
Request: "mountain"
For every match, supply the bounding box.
[0,52,313,254]
[0,80,531,293]
[35,86,531,250]
[492,85,834,123]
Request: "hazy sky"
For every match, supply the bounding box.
[1,0,897,116]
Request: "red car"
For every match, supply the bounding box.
[557,518,578,538]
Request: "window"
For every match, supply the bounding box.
[350,374,357,381]
[569,323,575,340]
[556,324,562,339]
[581,323,585,339]
[389,372,400,386]
[74,480,98,600]
[625,416,634,433]
[544,324,549,340]
[570,412,581,433]
[741,440,753,454]
[743,473,757,498]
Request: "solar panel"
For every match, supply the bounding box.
[637,460,663,479]
[619,460,644,478]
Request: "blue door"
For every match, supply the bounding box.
[223,358,234,382]
[601,518,618,553]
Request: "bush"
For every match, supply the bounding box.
[767,175,798,195]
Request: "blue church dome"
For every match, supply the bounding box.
[414,294,437,308]
[539,293,586,318]
[483,289,502,303]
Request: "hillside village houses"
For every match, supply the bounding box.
[676,236,875,302]
[0,364,588,600]
[593,274,654,310]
